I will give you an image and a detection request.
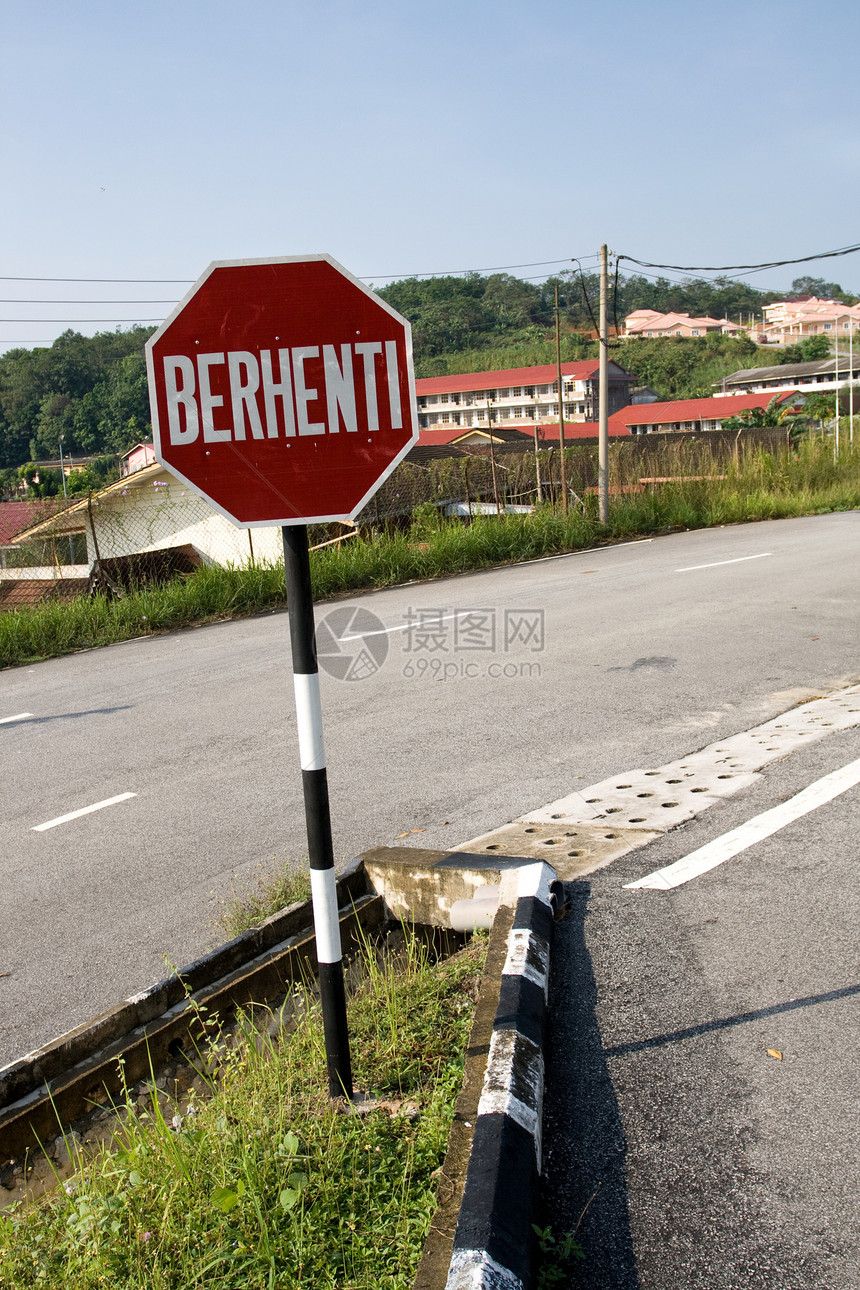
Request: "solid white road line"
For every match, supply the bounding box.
[32,792,137,833]
[341,539,661,640]
[676,553,771,572]
[518,537,654,567]
[624,757,860,890]
[0,713,34,725]
[342,608,471,641]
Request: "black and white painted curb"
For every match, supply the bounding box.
[446,861,556,1290]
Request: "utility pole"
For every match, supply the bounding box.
[554,286,568,513]
[850,324,855,445]
[486,397,501,514]
[532,407,543,503]
[835,325,840,458]
[598,244,609,523]
[58,434,68,498]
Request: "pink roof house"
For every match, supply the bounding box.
[624,311,742,339]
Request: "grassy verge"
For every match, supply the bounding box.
[2,438,859,669]
[0,930,486,1289]
[216,859,312,940]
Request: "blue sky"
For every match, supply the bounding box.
[3,0,860,353]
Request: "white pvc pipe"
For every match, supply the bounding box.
[450,885,501,932]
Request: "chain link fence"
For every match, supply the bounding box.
[0,428,791,610]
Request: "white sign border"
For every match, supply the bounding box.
[144,253,419,529]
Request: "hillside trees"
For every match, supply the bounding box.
[0,327,153,468]
[377,272,551,357]
[611,332,761,399]
[0,268,856,471]
[790,276,858,304]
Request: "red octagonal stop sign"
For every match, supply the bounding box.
[145,255,418,526]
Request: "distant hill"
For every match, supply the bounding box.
[0,270,850,473]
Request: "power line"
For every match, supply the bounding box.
[360,255,597,280]
[0,254,599,289]
[0,299,179,305]
[0,276,193,284]
[0,318,163,324]
[617,240,860,275]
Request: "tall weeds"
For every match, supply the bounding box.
[0,932,487,1290]
[2,438,858,669]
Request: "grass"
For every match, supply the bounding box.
[0,929,486,1289]
[216,859,312,940]
[2,437,859,669]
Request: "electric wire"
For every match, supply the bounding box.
[0,299,180,305]
[2,243,856,336]
[0,318,165,324]
[617,241,860,275]
[0,254,599,290]
[361,254,597,280]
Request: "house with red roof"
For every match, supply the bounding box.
[415,359,636,436]
[610,391,802,436]
[0,500,63,562]
[416,421,630,452]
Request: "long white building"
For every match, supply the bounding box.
[714,357,860,398]
[415,359,636,431]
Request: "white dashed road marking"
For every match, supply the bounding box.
[625,757,860,890]
[32,792,137,832]
[0,713,34,725]
[676,553,771,572]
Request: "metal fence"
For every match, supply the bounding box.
[0,428,791,610]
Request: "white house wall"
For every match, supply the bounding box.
[86,476,283,567]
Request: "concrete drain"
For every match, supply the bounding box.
[457,684,860,880]
[456,820,660,878]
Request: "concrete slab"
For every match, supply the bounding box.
[453,822,660,880]
[521,767,761,831]
[518,686,860,834]
[361,846,526,928]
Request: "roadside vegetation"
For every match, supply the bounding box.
[0,929,486,1290]
[217,861,312,940]
[2,436,859,670]
[1,270,853,481]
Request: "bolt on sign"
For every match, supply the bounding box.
[145,255,419,525]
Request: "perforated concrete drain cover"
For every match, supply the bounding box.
[455,821,660,879]
[522,767,762,830]
[515,683,860,840]
[451,685,860,884]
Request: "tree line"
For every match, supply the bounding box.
[0,272,853,484]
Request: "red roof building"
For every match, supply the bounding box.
[415,359,636,434]
[415,421,630,451]
[0,500,63,549]
[610,391,801,435]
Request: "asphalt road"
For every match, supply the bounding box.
[543,721,860,1288]
[2,511,859,1067]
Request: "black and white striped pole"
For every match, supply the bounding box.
[282,523,353,1099]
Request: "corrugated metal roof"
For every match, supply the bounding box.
[0,577,90,610]
[724,359,840,384]
[418,421,630,446]
[0,500,64,546]
[612,391,798,427]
